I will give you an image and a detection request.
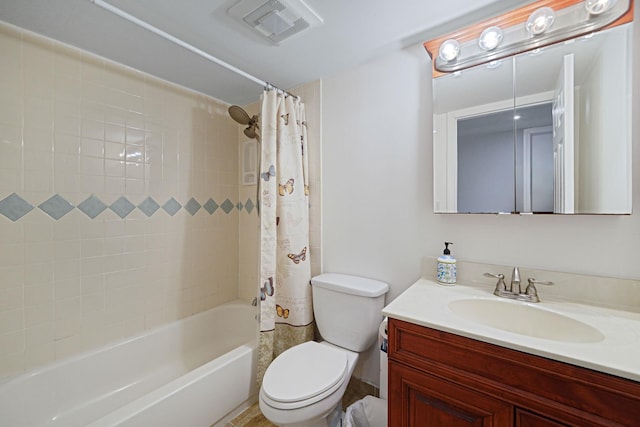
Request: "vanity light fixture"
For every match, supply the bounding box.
[526,7,556,35]
[478,26,503,50]
[585,0,617,14]
[439,39,460,61]
[426,0,632,74]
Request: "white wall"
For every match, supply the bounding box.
[323,45,431,303]
[322,12,640,386]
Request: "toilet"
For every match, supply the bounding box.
[259,273,389,427]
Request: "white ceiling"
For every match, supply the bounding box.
[0,0,535,105]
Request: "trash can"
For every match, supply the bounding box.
[379,317,388,400]
[343,395,387,427]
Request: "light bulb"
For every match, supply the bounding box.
[478,26,503,51]
[585,0,617,15]
[526,7,555,35]
[439,39,460,62]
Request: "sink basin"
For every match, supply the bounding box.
[448,299,605,343]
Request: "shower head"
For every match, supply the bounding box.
[228,105,260,141]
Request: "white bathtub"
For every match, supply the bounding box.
[0,301,258,427]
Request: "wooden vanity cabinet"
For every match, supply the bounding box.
[388,318,640,427]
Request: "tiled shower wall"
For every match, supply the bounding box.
[0,22,248,378]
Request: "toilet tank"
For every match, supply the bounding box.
[311,273,389,352]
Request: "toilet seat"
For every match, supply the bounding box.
[261,341,348,410]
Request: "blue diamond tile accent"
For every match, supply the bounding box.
[38,194,74,220]
[77,195,107,219]
[0,193,34,221]
[245,198,255,214]
[184,198,201,216]
[220,199,234,214]
[110,196,136,219]
[203,198,218,214]
[138,197,160,217]
[162,197,182,216]
[236,202,243,211]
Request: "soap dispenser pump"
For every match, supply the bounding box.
[437,242,456,285]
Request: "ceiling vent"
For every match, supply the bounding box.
[228,0,323,44]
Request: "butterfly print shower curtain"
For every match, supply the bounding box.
[257,90,313,385]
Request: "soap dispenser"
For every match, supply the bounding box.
[437,242,456,285]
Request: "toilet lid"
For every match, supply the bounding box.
[262,341,348,407]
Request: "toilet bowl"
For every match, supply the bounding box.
[259,341,358,427]
[259,274,389,427]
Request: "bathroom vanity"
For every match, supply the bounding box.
[382,279,640,426]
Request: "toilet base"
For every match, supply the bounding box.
[269,401,342,427]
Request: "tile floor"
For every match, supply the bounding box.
[226,378,378,426]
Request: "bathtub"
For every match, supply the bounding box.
[0,301,258,427]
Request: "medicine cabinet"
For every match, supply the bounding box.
[428,0,633,214]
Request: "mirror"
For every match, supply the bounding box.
[433,23,632,214]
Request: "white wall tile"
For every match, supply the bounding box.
[54,133,81,155]
[25,323,54,349]
[24,95,53,131]
[24,283,53,307]
[0,330,25,357]
[0,266,24,291]
[0,308,24,334]
[54,278,81,301]
[0,287,24,313]
[24,302,53,327]
[0,22,241,379]
[24,262,54,286]
[54,240,80,261]
[81,138,104,158]
[24,242,55,265]
[54,259,81,281]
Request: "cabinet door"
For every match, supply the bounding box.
[515,409,568,427]
[389,361,512,427]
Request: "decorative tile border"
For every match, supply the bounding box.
[0,193,257,222]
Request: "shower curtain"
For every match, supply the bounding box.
[257,90,314,385]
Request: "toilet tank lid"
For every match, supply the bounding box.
[311,273,389,297]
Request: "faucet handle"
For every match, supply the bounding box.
[527,278,554,286]
[484,272,505,280]
[524,278,554,302]
[484,272,507,295]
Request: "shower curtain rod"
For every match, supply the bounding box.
[90,0,298,99]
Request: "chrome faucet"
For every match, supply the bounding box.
[484,268,553,303]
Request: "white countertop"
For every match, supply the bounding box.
[382,278,640,382]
